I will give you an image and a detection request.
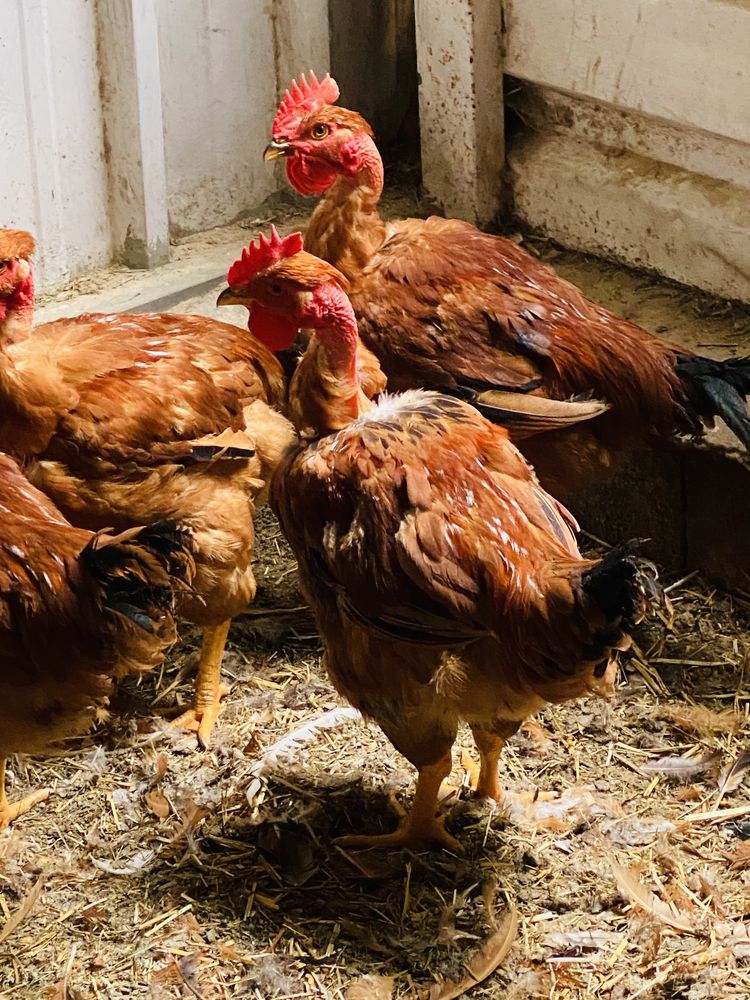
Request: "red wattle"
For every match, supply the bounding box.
[248,304,299,352]
[286,155,339,196]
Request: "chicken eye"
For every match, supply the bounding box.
[310,123,329,140]
[269,282,283,296]
[0,262,7,273]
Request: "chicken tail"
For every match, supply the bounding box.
[78,522,195,670]
[456,385,609,438]
[675,354,750,449]
[581,539,664,636]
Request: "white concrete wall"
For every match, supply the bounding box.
[504,0,750,145]
[156,0,279,237]
[1,0,113,287]
[415,0,504,225]
[1,0,330,288]
[502,0,750,302]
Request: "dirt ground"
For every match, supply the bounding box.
[3,185,750,998]
[2,519,750,1000]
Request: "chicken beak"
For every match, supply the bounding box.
[263,139,292,161]
[216,286,249,308]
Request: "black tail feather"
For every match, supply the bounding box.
[81,521,195,630]
[676,355,750,449]
[582,538,664,630]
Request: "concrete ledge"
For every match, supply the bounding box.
[507,128,750,304]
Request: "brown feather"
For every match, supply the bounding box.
[0,454,192,759]
[0,230,36,260]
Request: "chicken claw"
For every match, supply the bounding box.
[169,620,232,748]
[170,681,230,748]
[335,811,463,854]
[335,757,464,854]
[0,761,50,829]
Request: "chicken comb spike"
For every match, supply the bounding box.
[227,226,304,287]
[272,70,340,139]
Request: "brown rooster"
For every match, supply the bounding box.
[0,452,193,827]
[218,230,662,851]
[0,229,296,746]
[218,228,387,409]
[262,73,750,494]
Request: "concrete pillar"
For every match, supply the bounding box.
[13,0,67,284]
[95,0,169,269]
[415,0,504,225]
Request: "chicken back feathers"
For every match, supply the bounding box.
[272,390,658,728]
[351,218,698,440]
[2,311,286,467]
[271,83,750,455]
[0,454,194,758]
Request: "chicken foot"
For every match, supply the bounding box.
[170,619,232,748]
[0,758,50,829]
[467,726,584,828]
[469,725,506,803]
[335,754,463,853]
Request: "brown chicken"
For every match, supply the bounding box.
[0,229,296,746]
[0,452,193,827]
[262,73,750,494]
[218,230,662,851]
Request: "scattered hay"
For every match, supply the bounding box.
[1,512,749,999]
[12,187,750,998]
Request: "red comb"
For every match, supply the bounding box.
[227,226,303,287]
[272,70,340,139]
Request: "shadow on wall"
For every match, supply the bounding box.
[328,0,420,165]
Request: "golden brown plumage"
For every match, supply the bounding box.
[220,236,662,851]
[265,75,750,494]
[0,230,296,745]
[0,453,193,827]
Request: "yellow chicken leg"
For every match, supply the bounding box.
[470,726,506,803]
[171,620,232,748]
[335,755,463,853]
[0,759,50,829]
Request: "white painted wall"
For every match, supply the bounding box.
[1,0,330,288]
[415,0,504,224]
[504,0,750,145]
[1,0,112,287]
[502,0,750,302]
[156,0,279,237]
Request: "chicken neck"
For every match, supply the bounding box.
[304,134,388,281]
[0,269,35,346]
[292,285,373,437]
